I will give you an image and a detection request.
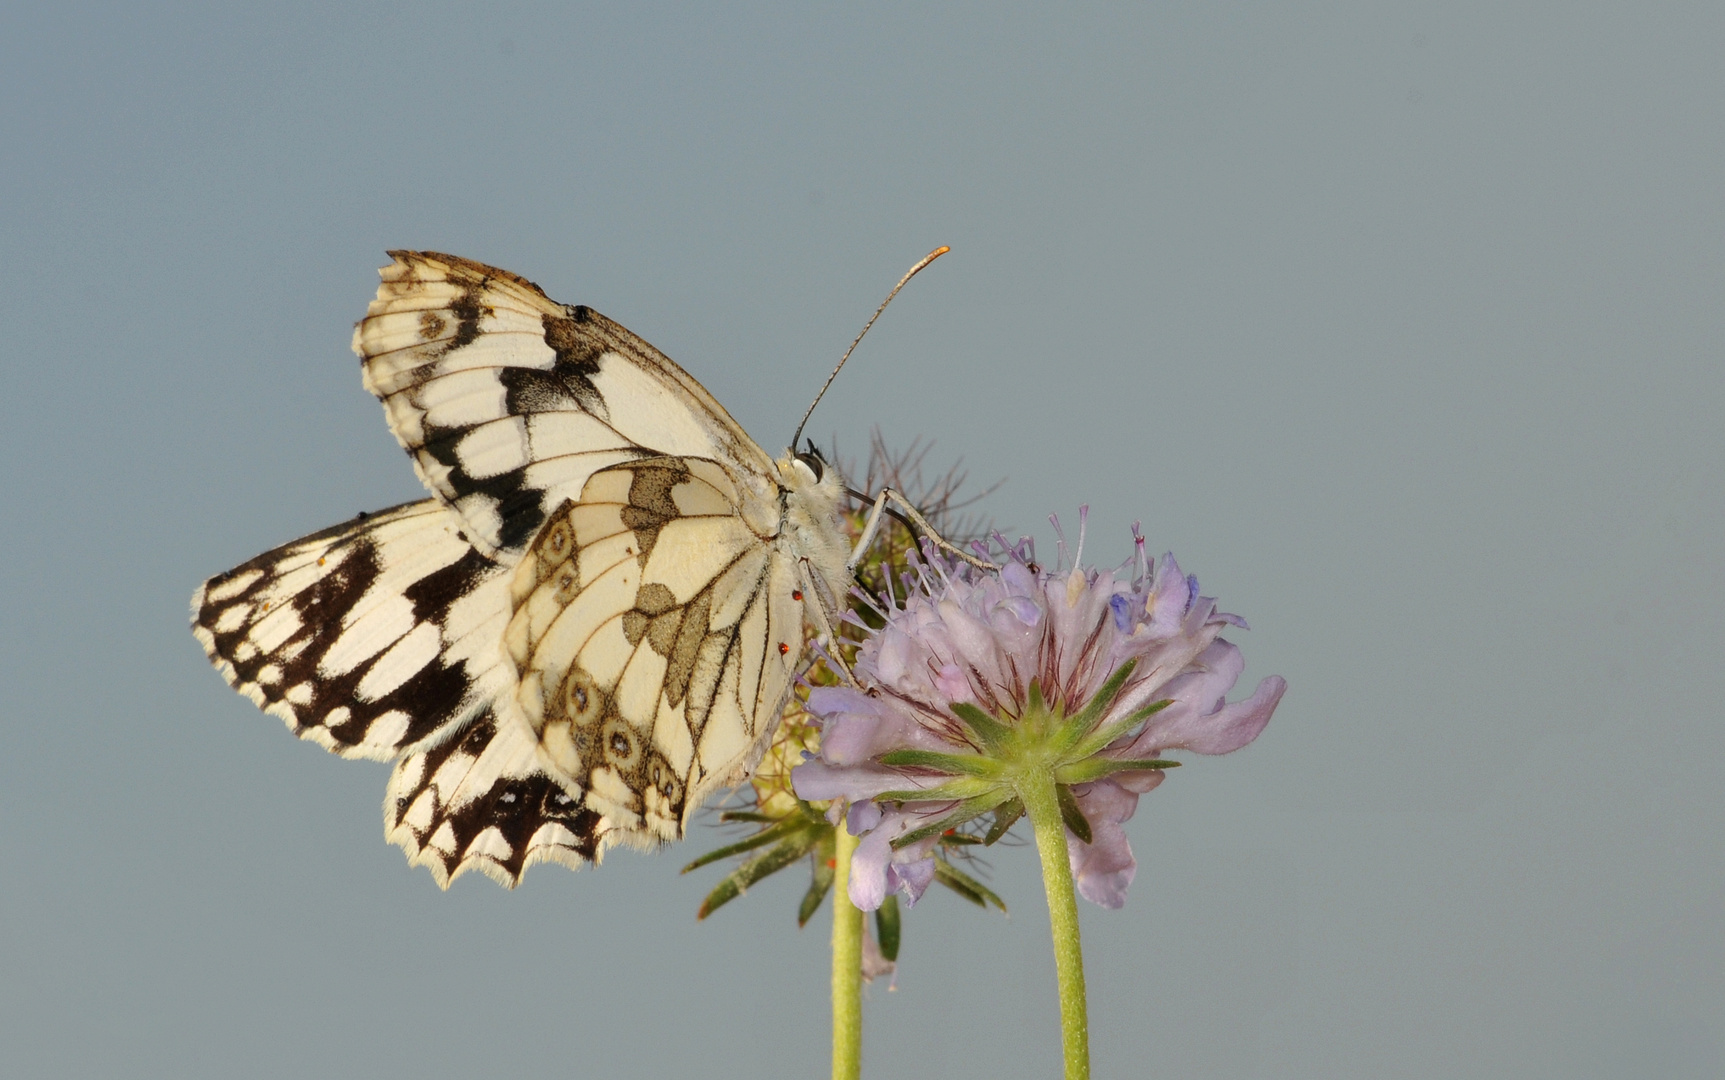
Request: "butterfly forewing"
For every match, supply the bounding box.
[354,251,772,559]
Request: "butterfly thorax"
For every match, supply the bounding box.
[774,452,851,622]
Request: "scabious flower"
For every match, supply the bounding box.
[793,511,1286,910]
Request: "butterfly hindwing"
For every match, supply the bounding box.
[503,456,808,846]
[384,710,608,888]
[192,500,514,760]
[353,251,774,560]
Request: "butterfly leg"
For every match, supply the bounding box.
[846,489,893,572]
[847,488,999,573]
[797,557,862,689]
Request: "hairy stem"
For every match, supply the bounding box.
[1018,767,1091,1080]
[831,822,863,1080]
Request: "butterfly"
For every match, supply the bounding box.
[190,251,896,888]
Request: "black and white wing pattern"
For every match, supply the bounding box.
[383,710,606,888]
[193,251,852,889]
[191,500,511,760]
[355,251,774,559]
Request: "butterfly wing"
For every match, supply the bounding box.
[191,500,513,759]
[384,709,608,888]
[190,498,629,888]
[194,252,844,889]
[503,455,808,847]
[354,251,776,559]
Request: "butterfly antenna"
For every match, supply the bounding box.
[789,246,950,451]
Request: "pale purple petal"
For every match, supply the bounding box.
[999,559,1039,596]
[1045,570,1092,657]
[1145,553,1188,637]
[936,597,1005,686]
[1123,640,1285,756]
[1072,779,1139,830]
[805,687,894,765]
[1045,570,1119,699]
[1105,628,1222,721]
[1120,637,1247,752]
[998,594,1042,628]
[792,759,907,802]
[1185,596,1217,632]
[846,810,940,910]
[1068,781,1140,909]
[1071,823,1136,908]
[1109,593,1135,632]
[808,685,949,762]
[1183,674,1284,755]
[847,799,883,834]
[806,685,876,717]
[888,853,938,908]
[869,628,920,689]
[848,828,893,910]
[934,663,974,703]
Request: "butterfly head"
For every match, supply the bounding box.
[778,442,844,507]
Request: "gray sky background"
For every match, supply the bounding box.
[3,3,1721,1077]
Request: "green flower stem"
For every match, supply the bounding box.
[1018,765,1090,1080]
[830,820,863,1080]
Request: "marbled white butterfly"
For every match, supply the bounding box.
[191,251,944,888]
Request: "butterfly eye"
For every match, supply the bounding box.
[794,447,825,482]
